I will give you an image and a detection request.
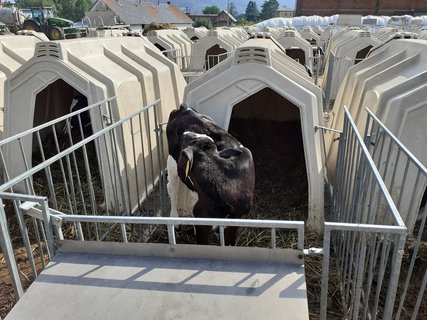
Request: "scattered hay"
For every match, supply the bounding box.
[142,22,175,35]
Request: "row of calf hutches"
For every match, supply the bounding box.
[184,34,325,231]
[2,36,186,213]
[326,39,427,234]
[147,29,193,69]
[322,29,381,106]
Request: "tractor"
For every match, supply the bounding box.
[21,7,79,40]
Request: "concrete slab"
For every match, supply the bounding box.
[6,241,309,320]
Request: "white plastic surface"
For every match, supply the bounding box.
[182,27,208,41]
[147,29,193,69]
[0,34,46,137]
[322,29,381,104]
[190,29,245,70]
[276,29,315,71]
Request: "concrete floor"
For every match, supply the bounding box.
[6,241,309,320]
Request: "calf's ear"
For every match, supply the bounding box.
[178,148,194,178]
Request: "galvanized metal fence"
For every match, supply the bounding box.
[0,97,168,300]
[320,106,407,319]
[1,100,425,320]
[0,97,168,220]
[364,107,427,320]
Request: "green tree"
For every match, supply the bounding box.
[16,0,92,21]
[55,0,93,22]
[228,2,238,18]
[193,18,213,30]
[260,0,279,21]
[245,1,259,22]
[203,5,220,14]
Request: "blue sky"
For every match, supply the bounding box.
[173,1,297,15]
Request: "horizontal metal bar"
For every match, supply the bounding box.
[0,96,117,147]
[315,125,343,134]
[0,99,161,193]
[0,192,47,203]
[55,214,305,230]
[325,222,406,234]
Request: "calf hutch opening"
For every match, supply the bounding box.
[33,79,91,138]
[184,36,324,230]
[228,87,309,222]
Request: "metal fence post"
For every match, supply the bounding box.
[320,226,331,320]
[0,201,24,299]
[40,197,56,258]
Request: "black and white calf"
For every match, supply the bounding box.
[166,105,255,245]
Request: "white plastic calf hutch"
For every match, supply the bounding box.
[326,39,427,233]
[322,29,381,106]
[264,27,284,39]
[190,29,244,71]
[228,27,250,42]
[373,27,400,42]
[184,35,325,231]
[182,27,208,42]
[275,30,315,74]
[3,36,186,213]
[299,26,321,46]
[0,33,47,137]
[147,29,193,69]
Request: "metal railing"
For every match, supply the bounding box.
[1,100,425,319]
[0,98,168,299]
[364,107,427,234]
[0,192,52,299]
[0,98,167,220]
[162,48,191,70]
[206,51,233,70]
[364,107,427,319]
[320,106,407,319]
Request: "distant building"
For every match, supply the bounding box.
[274,7,295,18]
[188,10,237,27]
[86,0,193,30]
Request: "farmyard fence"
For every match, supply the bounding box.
[1,102,426,319]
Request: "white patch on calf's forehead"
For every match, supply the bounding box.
[183,131,214,143]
